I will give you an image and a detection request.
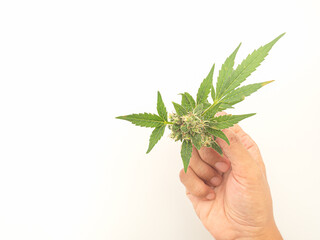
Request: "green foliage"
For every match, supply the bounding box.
[172,102,187,116]
[210,142,223,155]
[197,64,215,105]
[157,91,168,121]
[211,113,256,129]
[202,102,222,120]
[193,103,203,115]
[222,80,274,106]
[180,92,196,111]
[191,133,202,150]
[206,128,230,145]
[146,125,166,153]
[216,33,285,100]
[181,140,193,173]
[116,33,284,172]
[216,43,241,99]
[116,113,165,128]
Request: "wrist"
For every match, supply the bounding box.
[237,222,282,240]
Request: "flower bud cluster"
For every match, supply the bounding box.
[168,112,215,147]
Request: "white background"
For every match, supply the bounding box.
[0,0,319,239]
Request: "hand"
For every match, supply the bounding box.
[179,124,282,240]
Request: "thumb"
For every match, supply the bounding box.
[216,128,261,180]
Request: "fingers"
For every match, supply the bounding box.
[179,167,216,200]
[198,146,231,173]
[189,147,222,186]
[216,128,261,179]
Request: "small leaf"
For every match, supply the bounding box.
[216,43,242,99]
[197,63,215,104]
[202,102,222,119]
[116,113,166,128]
[220,33,285,97]
[180,92,196,111]
[181,140,193,173]
[222,80,274,105]
[206,128,230,145]
[157,91,168,121]
[210,142,223,155]
[211,113,256,129]
[172,102,187,116]
[146,125,166,153]
[193,103,203,115]
[191,133,202,150]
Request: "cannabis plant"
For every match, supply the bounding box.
[116,33,284,172]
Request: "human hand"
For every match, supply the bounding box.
[179,124,282,240]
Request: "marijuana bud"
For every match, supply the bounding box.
[116,33,285,172]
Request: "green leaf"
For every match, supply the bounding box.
[206,128,230,145]
[211,113,256,129]
[116,113,165,128]
[211,84,216,102]
[197,63,215,104]
[193,103,203,115]
[222,80,274,105]
[210,142,223,155]
[157,91,168,121]
[191,133,202,150]
[180,92,196,111]
[181,140,193,173]
[218,102,235,111]
[172,102,187,116]
[203,99,211,110]
[220,33,285,98]
[216,43,242,99]
[146,125,166,153]
[202,102,222,119]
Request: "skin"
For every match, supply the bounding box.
[179,124,282,240]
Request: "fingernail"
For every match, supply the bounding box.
[206,192,215,200]
[214,162,229,172]
[210,176,221,186]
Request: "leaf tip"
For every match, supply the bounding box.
[262,80,275,86]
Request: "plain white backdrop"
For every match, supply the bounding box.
[0,0,319,239]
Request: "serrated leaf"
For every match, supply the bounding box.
[116,113,165,128]
[220,33,285,98]
[206,128,230,145]
[211,85,216,102]
[211,113,256,129]
[216,43,241,99]
[222,80,274,106]
[172,102,187,116]
[210,142,223,155]
[181,140,193,173]
[146,125,166,153]
[193,103,203,115]
[180,92,196,111]
[191,133,202,150]
[197,64,215,104]
[157,91,168,121]
[202,102,222,119]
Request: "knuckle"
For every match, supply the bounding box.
[228,132,240,145]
